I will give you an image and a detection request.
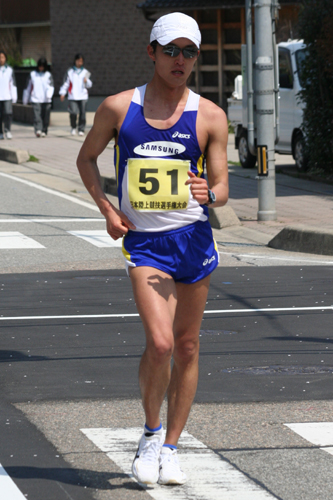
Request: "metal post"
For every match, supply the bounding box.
[245,0,256,156]
[254,0,277,221]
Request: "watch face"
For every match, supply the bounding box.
[209,190,216,204]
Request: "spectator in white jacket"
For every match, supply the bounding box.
[59,53,92,136]
[0,50,17,140]
[23,57,54,137]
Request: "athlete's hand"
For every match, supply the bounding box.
[185,171,209,205]
[105,206,136,240]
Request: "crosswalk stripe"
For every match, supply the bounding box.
[0,464,26,499]
[285,422,333,456]
[81,427,275,499]
[67,230,122,248]
[0,229,121,250]
[0,232,45,249]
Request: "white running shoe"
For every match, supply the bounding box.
[41,132,46,137]
[36,130,41,137]
[158,447,187,485]
[71,128,77,135]
[6,131,12,139]
[132,427,163,484]
[78,131,84,136]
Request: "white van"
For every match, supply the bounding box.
[228,40,307,170]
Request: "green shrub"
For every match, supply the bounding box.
[298,0,333,173]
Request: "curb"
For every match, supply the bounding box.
[0,146,30,164]
[268,225,333,256]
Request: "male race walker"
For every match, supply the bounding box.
[77,12,229,486]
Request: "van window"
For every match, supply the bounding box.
[295,48,307,88]
[279,49,293,89]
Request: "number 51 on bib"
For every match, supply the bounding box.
[127,158,191,211]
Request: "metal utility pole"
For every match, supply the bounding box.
[253,0,279,221]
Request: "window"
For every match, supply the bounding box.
[295,48,307,88]
[279,48,293,89]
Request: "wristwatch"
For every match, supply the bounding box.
[205,189,216,206]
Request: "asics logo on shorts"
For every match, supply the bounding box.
[172,131,191,139]
[203,255,215,266]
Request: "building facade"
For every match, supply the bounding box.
[1,0,301,110]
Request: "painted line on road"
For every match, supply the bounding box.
[285,422,333,456]
[81,427,275,499]
[0,305,332,321]
[0,464,26,500]
[0,172,99,212]
[0,218,104,223]
[0,231,45,249]
[219,251,333,265]
[68,230,122,247]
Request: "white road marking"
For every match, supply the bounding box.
[0,231,45,249]
[0,218,104,223]
[0,172,99,212]
[0,464,26,499]
[68,230,122,248]
[81,427,275,499]
[285,422,333,456]
[0,305,332,321]
[219,251,333,265]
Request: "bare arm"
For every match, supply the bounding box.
[186,98,229,207]
[76,93,136,239]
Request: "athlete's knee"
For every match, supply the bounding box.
[174,337,199,364]
[146,337,173,364]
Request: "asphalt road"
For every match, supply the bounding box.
[1,169,333,500]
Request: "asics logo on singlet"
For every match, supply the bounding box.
[172,131,191,139]
[133,141,186,157]
[203,255,216,266]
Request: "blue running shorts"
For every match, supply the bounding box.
[122,219,219,284]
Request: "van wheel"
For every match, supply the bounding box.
[238,131,257,168]
[294,132,308,172]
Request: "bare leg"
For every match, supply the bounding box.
[165,276,210,446]
[129,266,177,429]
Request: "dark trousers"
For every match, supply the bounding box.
[68,100,87,132]
[33,103,52,134]
[0,100,13,133]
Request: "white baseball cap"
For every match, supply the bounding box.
[150,12,201,49]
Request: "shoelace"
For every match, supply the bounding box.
[160,449,180,471]
[139,436,162,465]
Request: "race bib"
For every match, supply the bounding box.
[127,158,190,211]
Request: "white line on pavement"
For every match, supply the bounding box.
[0,172,99,212]
[219,251,333,265]
[81,427,275,499]
[0,232,45,249]
[0,218,104,223]
[67,230,122,247]
[0,464,26,500]
[285,422,333,456]
[0,306,332,321]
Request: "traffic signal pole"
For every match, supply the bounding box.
[253,0,279,221]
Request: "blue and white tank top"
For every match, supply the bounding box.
[114,84,208,232]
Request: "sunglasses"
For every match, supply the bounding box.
[161,44,199,59]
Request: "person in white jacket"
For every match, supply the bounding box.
[23,58,54,137]
[59,53,92,136]
[0,51,17,140]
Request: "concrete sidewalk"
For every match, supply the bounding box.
[1,119,333,256]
